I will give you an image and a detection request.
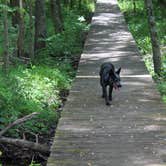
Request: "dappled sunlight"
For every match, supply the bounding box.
[144,125,162,132]
[70,90,81,93]
[76,74,151,79]
[76,75,99,78]
[132,159,161,165]
[121,74,151,78]
[144,164,166,166]
[138,98,156,103]
[93,13,123,26]
[59,124,92,132]
[155,117,166,121]
[122,81,149,86]
[97,0,117,4]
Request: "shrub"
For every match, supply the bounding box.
[45,9,89,58]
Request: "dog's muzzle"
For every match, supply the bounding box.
[113,82,122,90]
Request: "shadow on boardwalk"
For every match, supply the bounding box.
[47,0,166,165]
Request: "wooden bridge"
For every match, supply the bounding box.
[47,0,166,165]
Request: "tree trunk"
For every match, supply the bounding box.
[10,0,19,27]
[50,0,64,33]
[158,0,166,7]
[28,0,34,60]
[63,0,69,6]
[17,0,25,57]
[0,112,49,154]
[144,0,162,75]
[78,0,82,9]
[3,0,9,73]
[34,0,46,51]
[70,0,74,8]
[133,0,136,13]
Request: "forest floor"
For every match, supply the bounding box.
[47,0,166,165]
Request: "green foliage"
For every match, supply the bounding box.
[0,63,72,137]
[0,0,91,141]
[118,0,144,13]
[142,53,154,75]
[0,3,16,13]
[158,82,166,102]
[29,161,41,166]
[76,0,95,19]
[162,53,166,76]
[45,9,89,57]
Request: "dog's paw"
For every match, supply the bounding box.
[109,97,112,101]
[106,102,111,106]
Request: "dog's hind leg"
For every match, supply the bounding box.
[103,86,110,105]
[101,86,105,98]
[109,85,113,101]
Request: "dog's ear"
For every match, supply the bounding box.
[116,67,121,75]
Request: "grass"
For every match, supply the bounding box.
[0,63,73,137]
[118,0,166,102]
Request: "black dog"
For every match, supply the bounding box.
[99,62,122,105]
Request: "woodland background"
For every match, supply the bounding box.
[0,0,165,165]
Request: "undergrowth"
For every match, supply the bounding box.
[0,63,73,138]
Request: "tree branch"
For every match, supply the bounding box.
[0,112,39,137]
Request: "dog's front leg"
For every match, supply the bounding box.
[109,85,113,101]
[101,85,105,98]
[103,86,110,105]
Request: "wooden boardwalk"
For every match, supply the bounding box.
[47,0,166,165]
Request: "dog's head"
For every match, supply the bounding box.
[110,67,122,90]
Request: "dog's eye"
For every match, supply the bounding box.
[115,78,120,82]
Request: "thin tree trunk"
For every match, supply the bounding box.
[34,0,46,51]
[63,0,69,6]
[78,0,82,9]
[144,0,162,75]
[28,0,34,60]
[50,0,64,33]
[158,0,166,6]
[70,0,74,8]
[133,0,136,13]
[17,0,25,57]
[3,0,9,73]
[10,0,19,27]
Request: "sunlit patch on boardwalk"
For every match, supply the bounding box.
[76,74,152,78]
[59,125,93,132]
